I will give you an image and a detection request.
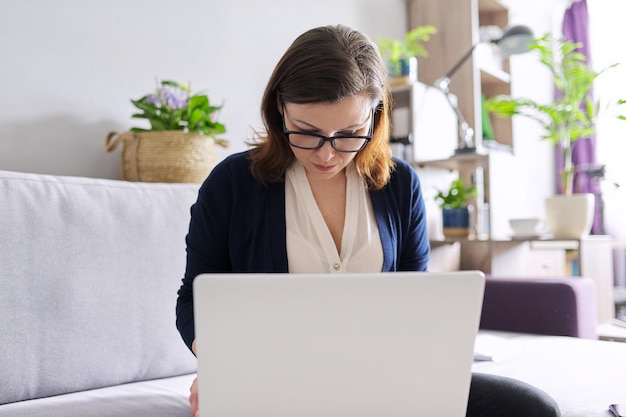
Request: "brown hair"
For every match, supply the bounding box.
[248,24,394,190]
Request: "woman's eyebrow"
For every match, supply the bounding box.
[291,115,369,131]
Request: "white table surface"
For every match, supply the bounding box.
[474,331,626,417]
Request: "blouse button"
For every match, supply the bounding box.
[333,263,341,271]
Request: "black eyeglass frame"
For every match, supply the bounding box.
[281,103,374,153]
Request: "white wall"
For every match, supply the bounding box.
[501,0,567,219]
[504,0,626,240]
[0,0,406,179]
[588,0,626,240]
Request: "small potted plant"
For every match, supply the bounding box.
[377,25,437,85]
[104,80,228,183]
[435,179,477,238]
[484,34,625,238]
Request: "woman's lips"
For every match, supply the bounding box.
[313,163,334,172]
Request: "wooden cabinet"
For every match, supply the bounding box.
[407,0,513,149]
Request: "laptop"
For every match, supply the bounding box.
[193,271,485,417]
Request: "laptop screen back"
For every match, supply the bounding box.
[193,271,485,417]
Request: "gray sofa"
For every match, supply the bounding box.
[1,169,624,417]
[0,170,198,416]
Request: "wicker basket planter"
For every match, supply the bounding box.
[104,130,217,183]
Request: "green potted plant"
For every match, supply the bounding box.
[484,34,625,238]
[485,35,623,196]
[129,80,228,142]
[435,179,477,238]
[104,80,228,183]
[377,25,437,84]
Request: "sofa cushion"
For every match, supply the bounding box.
[0,170,198,404]
[0,374,195,417]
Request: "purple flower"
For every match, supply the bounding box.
[146,94,162,105]
[160,85,189,109]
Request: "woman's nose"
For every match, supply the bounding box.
[315,140,335,161]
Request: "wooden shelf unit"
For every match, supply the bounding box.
[407,0,513,148]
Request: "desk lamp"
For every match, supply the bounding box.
[434,25,534,154]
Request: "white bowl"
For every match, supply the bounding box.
[509,218,542,236]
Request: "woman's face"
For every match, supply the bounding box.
[280,94,374,183]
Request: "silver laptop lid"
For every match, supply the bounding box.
[193,271,485,417]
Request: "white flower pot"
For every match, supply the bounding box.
[545,193,595,239]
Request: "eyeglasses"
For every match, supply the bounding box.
[281,103,374,153]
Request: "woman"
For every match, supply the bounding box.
[176,24,560,417]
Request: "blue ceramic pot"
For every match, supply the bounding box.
[388,57,417,81]
[442,207,470,238]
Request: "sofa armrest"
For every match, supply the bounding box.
[480,276,598,339]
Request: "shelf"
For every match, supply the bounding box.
[431,238,584,246]
[531,240,580,250]
[389,83,414,94]
[431,238,519,245]
[413,152,488,171]
[480,66,511,86]
[530,235,613,250]
[482,140,512,153]
[430,239,460,247]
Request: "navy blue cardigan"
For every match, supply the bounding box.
[176,151,430,350]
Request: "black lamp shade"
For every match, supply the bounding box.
[493,25,534,56]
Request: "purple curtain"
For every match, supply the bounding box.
[558,0,602,234]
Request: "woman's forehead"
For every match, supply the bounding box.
[286,95,373,118]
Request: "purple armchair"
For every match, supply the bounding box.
[480,276,598,339]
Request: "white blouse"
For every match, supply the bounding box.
[285,161,383,273]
